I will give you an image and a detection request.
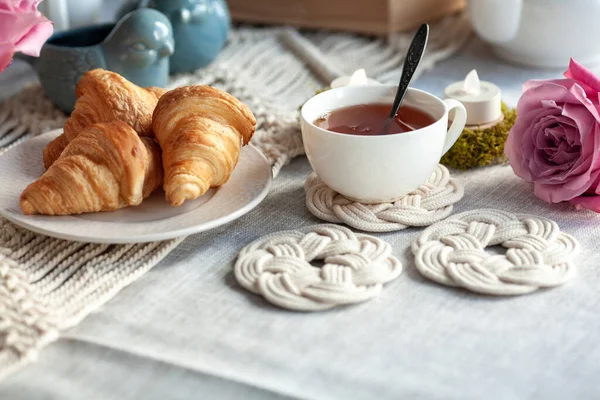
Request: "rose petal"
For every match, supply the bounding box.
[21,1,44,12]
[0,7,52,59]
[544,127,579,165]
[520,79,600,122]
[3,1,44,13]
[533,180,594,203]
[509,69,600,207]
[562,102,597,142]
[535,124,557,150]
[505,126,532,181]
[559,121,581,147]
[549,143,579,165]
[583,171,600,195]
[587,120,600,171]
[0,43,13,73]
[506,104,561,182]
[559,115,600,182]
[13,19,52,57]
[530,121,599,202]
[531,149,572,180]
[564,58,600,97]
[570,193,600,212]
[526,114,577,181]
[548,123,600,200]
[0,9,42,43]
[506,79,600,200]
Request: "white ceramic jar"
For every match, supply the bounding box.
[468,0,600,68]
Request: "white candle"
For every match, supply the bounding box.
[444,70,502,126]
[330,69,380,88]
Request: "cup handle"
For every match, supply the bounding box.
[442,99,467,155]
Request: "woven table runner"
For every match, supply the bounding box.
[0,16,471,379]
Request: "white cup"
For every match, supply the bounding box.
[300,85,467,203]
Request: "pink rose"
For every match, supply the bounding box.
[505,59,600,212]
[0,0,53,73]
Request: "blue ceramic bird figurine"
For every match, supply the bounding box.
[119,0,230,74]
[19,9,174,113]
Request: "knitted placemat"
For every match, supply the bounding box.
[305,165,464,232]
[411,209,580,295]
[234,224,403,311]
[0,219,184,379]
[0,17,471,378]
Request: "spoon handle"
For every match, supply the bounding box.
[382,23,429,133]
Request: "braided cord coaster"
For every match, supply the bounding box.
[411,209,580,295]
[234,224,402,311]
[305,165,464,232]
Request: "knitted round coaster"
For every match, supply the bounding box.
[234,224,403,311]
[411,209,580,295]
[305,164,464,232]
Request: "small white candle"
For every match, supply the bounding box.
[330,69,380,88]
[444,70,502,126]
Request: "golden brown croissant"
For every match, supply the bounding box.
[42,133,69,169]
[21,121,163,215]
[63,68,166,143]
[152,85,256,206]
[41,70,167,169]
[145,86,168,99]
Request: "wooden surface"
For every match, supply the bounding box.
[228,0,465,34]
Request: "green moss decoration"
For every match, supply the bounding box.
[441,102,517,170]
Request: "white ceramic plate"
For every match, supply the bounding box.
[0,129,272,243]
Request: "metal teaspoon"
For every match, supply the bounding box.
[381,23,430,134]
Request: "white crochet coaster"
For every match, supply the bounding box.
[234,224,403,311]
[411,209,580,295]
[305,164,464,232]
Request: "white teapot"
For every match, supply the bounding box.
[468,0,600,68]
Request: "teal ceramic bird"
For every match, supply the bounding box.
[119,0,230,73]
[19,9,174,113]
[150,0,230,73]
[103,8,174,85]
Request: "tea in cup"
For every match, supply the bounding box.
[300,85,467,203]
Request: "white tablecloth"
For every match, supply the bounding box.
[2,36,600,400]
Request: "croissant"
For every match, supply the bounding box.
[145,86,168,99]
[152,85,256,206]
[63,68,166,143]
[20,121,163,215]
[40,70,166,169]
[42,133,69,169]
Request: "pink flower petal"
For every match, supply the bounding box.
[569,194,600,212]
[564,58,600,97]
[0,6,52,59]
[20,0,44,12]
[0,43,14,73]
[13,18,52,56]
[508,61,600,210]
[584,171,600,195]
[520,79,600,121]
[0,9,48,43]
[1,1,44,12]
[505,94,563,182]
[534,182,587,203]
